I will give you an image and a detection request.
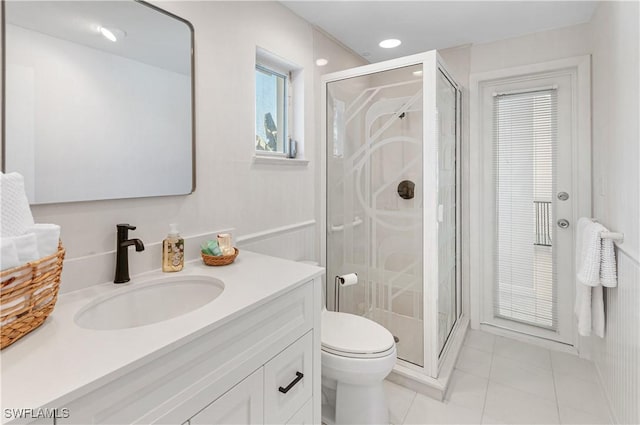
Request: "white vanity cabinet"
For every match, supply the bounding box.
[187,331,313,425]
[54,279,321,425]
[188,368,264,424]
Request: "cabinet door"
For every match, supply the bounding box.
[189,368,263,425]
[264,331,313,424]
[286,398,313,425]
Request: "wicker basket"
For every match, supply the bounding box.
[201,247,239,266]
[1,242,65,349]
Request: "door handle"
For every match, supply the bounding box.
[557,219,570,229]
[557,192,569,201]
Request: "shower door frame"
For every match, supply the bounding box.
[320,50,465,379]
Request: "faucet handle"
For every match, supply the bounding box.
[117,223,136,231]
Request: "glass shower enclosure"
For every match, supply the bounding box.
[322,51,462,380]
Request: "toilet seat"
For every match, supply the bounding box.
[321,310,395,359]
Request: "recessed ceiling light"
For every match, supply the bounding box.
[316,58,329,66]
[379,39,401,49]
[362,52,371,57]
[412,70,423,76]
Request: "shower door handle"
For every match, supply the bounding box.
[557,219,570,229]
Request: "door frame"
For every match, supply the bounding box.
[469,55,591,352]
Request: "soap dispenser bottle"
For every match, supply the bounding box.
[162,224,184,272]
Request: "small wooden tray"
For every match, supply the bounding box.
[201,248,239,266]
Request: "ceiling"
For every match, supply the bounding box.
[282,1,599,63]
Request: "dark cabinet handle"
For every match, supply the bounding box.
[278,371,304,394]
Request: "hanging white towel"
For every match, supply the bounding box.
[575,218,595,336]
[575,218,618,337]
[591,285,605,338]
[576,219,606,286]
[0,172,35,237]
[600,237,618,287]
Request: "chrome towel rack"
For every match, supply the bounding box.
[592,218,624,243]
[600,231,624,242]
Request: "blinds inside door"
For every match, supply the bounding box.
[493,88,558,330]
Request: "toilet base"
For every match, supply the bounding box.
[322,376,390,425]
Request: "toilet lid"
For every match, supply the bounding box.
[321,311,395,356]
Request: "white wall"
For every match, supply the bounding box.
[440,22,591,80]
[444,8,638,424]
[6,24,191,203]
[1,1,362,291]
[589,2,640,424]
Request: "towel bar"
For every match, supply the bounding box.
[600,231,624,242]
[591,218,624,243]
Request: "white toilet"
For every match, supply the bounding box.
[300,260,397,424]
[321,309,397,425]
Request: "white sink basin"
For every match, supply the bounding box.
[75,275,224,330]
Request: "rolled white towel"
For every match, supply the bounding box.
[26,223,60,258]
[0,238,21,271]
[12,233,40,263]
[0,172,35,237]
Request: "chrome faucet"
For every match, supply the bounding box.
[114,224,145,284]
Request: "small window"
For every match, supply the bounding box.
[255,65,287,154]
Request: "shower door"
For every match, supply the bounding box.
[326,63,425,367]
[435,69,462,358]
[324,52,462,375]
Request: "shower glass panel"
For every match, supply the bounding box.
[436,70,460,355]
[326,64,424,367]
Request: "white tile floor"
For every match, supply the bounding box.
[385,330,612,424]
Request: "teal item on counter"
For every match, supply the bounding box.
[201,239,222,256]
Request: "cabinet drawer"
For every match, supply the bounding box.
[264,331,313,424]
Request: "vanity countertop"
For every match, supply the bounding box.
[0,251,323,419]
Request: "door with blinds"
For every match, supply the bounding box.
[480,71,576,344]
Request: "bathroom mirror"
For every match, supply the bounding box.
[2,1,195,204]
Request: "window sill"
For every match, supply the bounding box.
[252,156,309,166]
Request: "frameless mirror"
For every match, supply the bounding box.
[2,0,194,204]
